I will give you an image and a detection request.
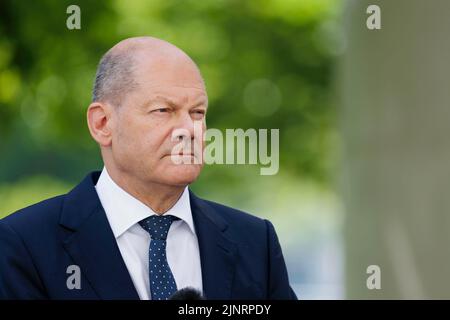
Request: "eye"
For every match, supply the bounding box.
[191,109,206,118]
[152,108,170,113]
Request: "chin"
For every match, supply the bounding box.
[162,164,202,186]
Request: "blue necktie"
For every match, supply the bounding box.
[139,215,179,300]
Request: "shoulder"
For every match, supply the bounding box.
[196,197,274,238]
[0,195,66,236]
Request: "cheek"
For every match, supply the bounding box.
[193,122,206,144]
[114,118,148,160]
[113,113,173,162]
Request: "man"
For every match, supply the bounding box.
[0,37,297,300]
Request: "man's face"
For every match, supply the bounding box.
[109,53,208,187]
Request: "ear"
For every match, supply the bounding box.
[87,102,114,147]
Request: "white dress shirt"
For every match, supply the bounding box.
[94,167,203,300]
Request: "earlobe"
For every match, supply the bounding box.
[87,102,113,147]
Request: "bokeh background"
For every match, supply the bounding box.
[2,0,449,299]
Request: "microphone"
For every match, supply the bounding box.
[169,287,205,300]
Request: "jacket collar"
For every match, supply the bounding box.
[59,171,238,300]
[59,171,140,299]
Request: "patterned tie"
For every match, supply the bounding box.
[139,215,179,300]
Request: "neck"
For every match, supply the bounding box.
[105,166,186,215]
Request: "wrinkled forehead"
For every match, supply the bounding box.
[142,85,208,108]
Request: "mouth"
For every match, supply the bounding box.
[169,153,194,156]
[163,153,196,159]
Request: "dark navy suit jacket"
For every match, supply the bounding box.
[0,171,297,300]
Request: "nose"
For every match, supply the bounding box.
[173,111,196,143]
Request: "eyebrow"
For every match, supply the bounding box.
[143,95,207,110]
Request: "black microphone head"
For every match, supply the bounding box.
[169,287,205,300]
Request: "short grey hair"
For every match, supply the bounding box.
[92,49,139,107]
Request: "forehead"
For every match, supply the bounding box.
[123,47,208,107]
[144,85,208,107]
[133,49,205,89]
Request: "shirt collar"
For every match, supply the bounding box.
[95,167,195,238]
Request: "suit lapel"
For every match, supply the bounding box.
[58,172,238,300]
[59,172,139,300]
[189,191,238,299]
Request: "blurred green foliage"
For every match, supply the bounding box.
[0,0,341,215]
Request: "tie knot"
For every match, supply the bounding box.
[139,215,178,240]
